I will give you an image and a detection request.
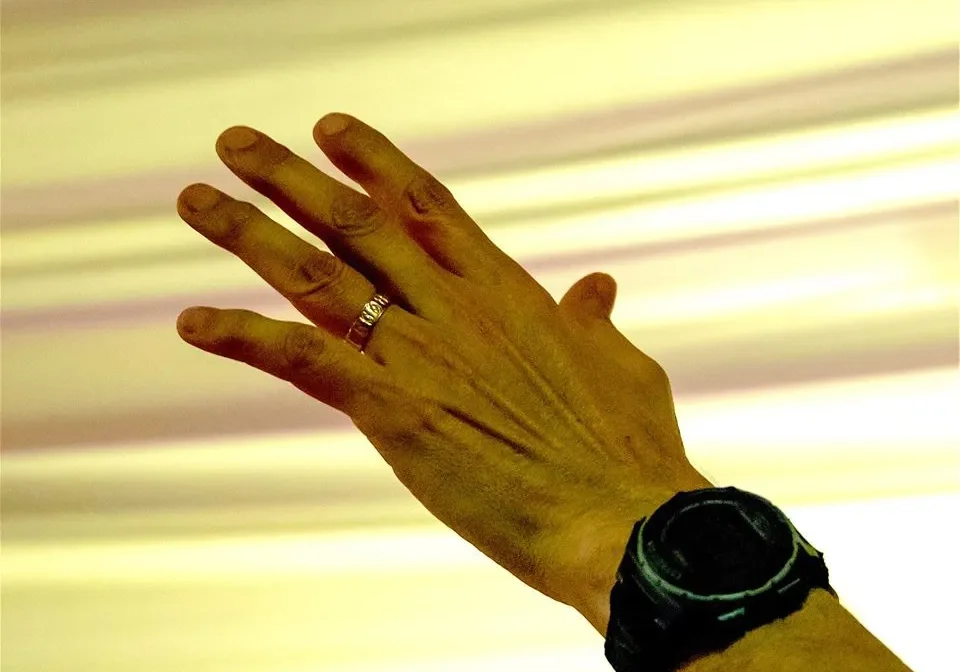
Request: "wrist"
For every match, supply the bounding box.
[577,472,715,637]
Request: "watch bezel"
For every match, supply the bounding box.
[635,487,801,603]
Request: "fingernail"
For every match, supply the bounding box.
[177,307,209,336]
[181,184,220,214]
[221,127,259,151]
[317,113,348,136]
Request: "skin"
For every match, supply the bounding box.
[175,113,714,630]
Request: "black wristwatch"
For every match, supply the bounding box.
[604,485,837,672]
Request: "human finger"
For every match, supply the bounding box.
[213,125,450,320]
[175,306,387,416]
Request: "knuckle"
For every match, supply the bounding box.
[261,140,295,175]
[391,397,446,442]
[280,326,323,372]
[647,359,670,386]
[203,325,231,350]
[328,195,383,238]
[415,400,448,435]
[204,313,247,354]
[288,251,343,300]
[635,354,670,391]
[216,201,258,248]
[402,173,457,219]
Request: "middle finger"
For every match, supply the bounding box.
[214,126,450,320]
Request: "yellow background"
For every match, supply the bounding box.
[2,0,958,670]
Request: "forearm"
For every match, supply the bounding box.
[584,588,914,672]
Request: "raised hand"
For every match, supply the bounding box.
[175,113,712,634]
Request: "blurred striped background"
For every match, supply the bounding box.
[1,0,957,670]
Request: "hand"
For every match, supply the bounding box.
[174,113,713,633]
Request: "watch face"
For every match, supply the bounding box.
[642,490,795,596]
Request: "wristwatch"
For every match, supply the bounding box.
[604,485,838,672]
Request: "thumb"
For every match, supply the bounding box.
[558,272,617,323]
